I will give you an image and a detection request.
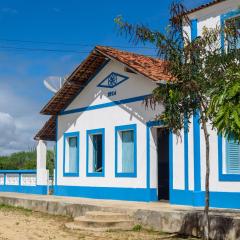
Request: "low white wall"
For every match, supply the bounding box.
[0,172,38,187]
[21,174,37,186]
[0,175,4,185]
[6,174,19,186]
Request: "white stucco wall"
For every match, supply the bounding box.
[188,118,195,191]
[200,127,240,192]
[57,58,164,189]
[188,0,239,23]
[192,0,240,193]
[0,175,4,185]
[174,0,240,196]
[56,0,240,196]
[66,60,156,111]
[172,130,185,190]
[183,0,240,43]
[6,174,19,185]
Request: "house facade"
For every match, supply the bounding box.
[35,0,240,209]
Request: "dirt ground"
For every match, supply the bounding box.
[0,205,196,240]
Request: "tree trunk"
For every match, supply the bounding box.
[202,119,210,240]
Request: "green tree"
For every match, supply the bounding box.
[115,3,239,239]
[208,62,240,142]
[0,150,55,176]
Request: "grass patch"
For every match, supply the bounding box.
[0,204,32,212]
[132,224,142,231]
[0,203,71,221]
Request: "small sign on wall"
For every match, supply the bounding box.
[97,72,128,97]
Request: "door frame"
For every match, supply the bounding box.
[157,127,170,201]
[146,121,173,202]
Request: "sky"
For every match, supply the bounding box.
[0,0,211,155]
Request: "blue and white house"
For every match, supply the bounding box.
[34,0,240,209]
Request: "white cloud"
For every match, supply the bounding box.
[0,112,28,155]
[0,113,16,147]
[0,51,78,156]
[0,85,47,156]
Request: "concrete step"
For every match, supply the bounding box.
[65,211,135,231]
[71,216,134,228]
[82,211,131,221]
[65,222,133,232]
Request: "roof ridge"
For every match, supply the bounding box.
[95,45,164,62]
[40,45,171,115]
[183,0,226,16]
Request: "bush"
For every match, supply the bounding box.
[0,150,54,176]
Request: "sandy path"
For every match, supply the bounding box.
[0,205,193,240]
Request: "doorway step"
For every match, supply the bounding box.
[65,211,135,231]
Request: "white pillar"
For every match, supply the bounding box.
[37,140,48,186]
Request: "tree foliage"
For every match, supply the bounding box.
[115,6,240,141]
[0,151,55,176]
[208,56,240,142]
[115,3,239,239]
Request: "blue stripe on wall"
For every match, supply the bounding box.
[0,185,48,195]
[193,112,201,191]
[190,19,201,192]
[169,130,173,192]
[55,115,58,186]
[54,185,157,202]
[190,19,198,41]
[184,118,189,190]
[170,189,240,209]
[220,9,240,51]
[0,170,36,174]
[60,94,151,115]
[146,121,164,201]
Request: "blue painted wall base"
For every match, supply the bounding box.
[54,185,157,202]
[170,189,240,209]
[0,185,48,195]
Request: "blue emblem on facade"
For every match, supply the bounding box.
[97,72,129,88]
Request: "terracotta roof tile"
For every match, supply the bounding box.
[34,116,56,141]
[96,46,171,82]
[40,46,171,115]
[183,0,226,16]
[36,46,172,140]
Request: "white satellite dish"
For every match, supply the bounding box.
[43,76,67,93]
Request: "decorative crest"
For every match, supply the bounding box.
[97,72,128,88]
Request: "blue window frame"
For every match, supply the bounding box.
[86,128,105,177]
[226,138,240,174]
[218,135,240,181]
[63,132,80,177]
[221,9,240,50]
[115,124,137,178]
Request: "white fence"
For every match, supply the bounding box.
[0,170,48,194]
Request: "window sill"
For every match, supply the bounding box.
[86,172,104,177]
[219,173,240,181]
[115,172,137,178]
[63,173,79,177]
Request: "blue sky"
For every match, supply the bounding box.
[0,0,210,155]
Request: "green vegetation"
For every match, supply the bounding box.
[115,3,239,239]
[132,224,143,231]
[0,203,33,213]
[0,150,54,176]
